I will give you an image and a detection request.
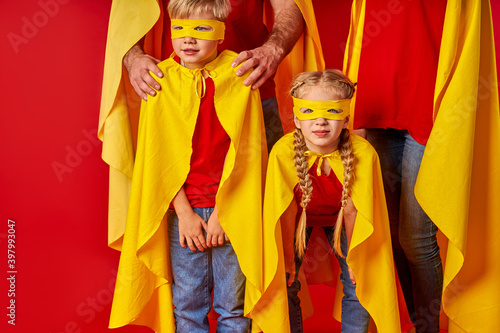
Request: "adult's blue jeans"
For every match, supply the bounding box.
[261,96,284,152]
[366,129,443,333]
[287,226,370,333]
[168,208,250,333]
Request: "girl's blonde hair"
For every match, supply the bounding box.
[290,69,356,259]
[168,0,231,22]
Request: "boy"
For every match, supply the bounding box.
[108,1,282,332]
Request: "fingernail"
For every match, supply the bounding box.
[158,72,163,77]
[155,85,160,89]
[150,91,156,96]
[231,62,236,67]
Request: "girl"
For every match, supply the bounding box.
[264,69,400,332]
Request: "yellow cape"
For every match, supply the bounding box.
[98,0,325,250]
[344,0,500,330]
[109,50,274,332]
[264,132,400,332]
[416,0,500,331]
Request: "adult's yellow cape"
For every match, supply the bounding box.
[109,50,295,332]
[344,0,500,331]
[265,132,400,332]
[98,0,324,251]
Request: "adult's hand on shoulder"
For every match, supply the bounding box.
[123,43,163,101]
[232,43,284,90]
[232,0,303,90]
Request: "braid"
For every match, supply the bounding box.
[293,128,312,258]
[333,129,354,258]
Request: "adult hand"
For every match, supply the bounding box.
[205,207,229,247]
[177,210,208,252]
[232,42,284,90]
[232,0,304,90]
[123,43,163,101]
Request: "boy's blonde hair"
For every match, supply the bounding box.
[290,69,356,259]
[168,0,231,22]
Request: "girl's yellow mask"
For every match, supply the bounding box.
[292,97,351,121]
[171,19,225,40]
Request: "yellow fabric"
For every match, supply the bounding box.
[304,151,335,177]
[274,0,325,133]
[99,0,161,250]
[342,0,366,131]
[265,132,400,332]
[170,19,225,40]
[415,0,500,331]
[292,97,350,121]
[109,50,270,332]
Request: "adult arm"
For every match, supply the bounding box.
[232,0,304,89]
[123,40,164,101]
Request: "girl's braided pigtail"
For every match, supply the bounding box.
[333,129,354,258]
[293,128,313,258]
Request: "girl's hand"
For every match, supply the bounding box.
[206,207,229,247]
[177,210,208,252]
[348,266,356,285]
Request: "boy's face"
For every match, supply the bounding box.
[171,10,222,70]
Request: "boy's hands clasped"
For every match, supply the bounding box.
[177,206,228,252]
[205,206,229,248]
[177,210,208,252]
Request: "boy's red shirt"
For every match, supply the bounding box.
[184,78,230,207]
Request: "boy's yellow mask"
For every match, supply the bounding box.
[171,19,225,40]
[292,97,351,121]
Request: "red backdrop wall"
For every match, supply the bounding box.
[1,1,498,332]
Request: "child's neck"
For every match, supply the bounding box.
[179,51,219,72]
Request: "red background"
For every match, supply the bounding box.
[1,1,498,332]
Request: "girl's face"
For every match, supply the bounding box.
[171,10,222,70]
[293,83,349,154]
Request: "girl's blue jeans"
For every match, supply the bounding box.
[287,226,370,333]
[366,128,443,333]
[168,208,250,333]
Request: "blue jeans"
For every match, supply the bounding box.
[168,208,250,333]
[287,226,370,333]
[261,96,284,152]
[366,129,443,333]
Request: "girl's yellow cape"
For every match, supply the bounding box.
[264,132,400,332]
[109,50,287,333]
